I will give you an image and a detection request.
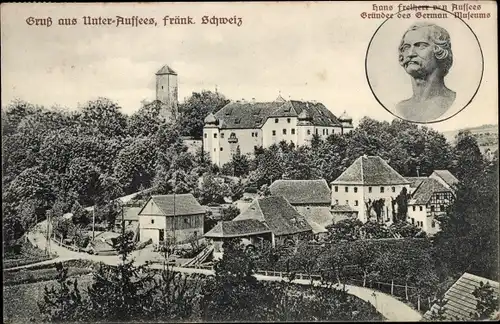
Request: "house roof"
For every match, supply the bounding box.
[405,177,428,189]
[432,170,459,188]
[331,204,358,212]
[156,65,177,75]
[423,272,499,321]
[139,194,206,217]
[204,219,271,238]
[115,207,142,223]
[212,100,342,129]
[295,206,333,233]
[233,196,312,236]
[332,155,410,186]
[409,178,451,205]
[269,179,331,205]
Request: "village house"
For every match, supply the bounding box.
[203,95,354,166]
[424,272,499,320]
[406,170,458,235]
[204,196,313,259]
[331,155,411,224]
[138,194,205,245]
[269,179,334,237]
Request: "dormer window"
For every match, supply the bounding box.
[225,108,232,116]
[234,118,241,124]
[275,118,279,123]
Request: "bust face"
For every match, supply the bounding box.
[400,29,439,78]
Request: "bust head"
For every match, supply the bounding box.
[398,23,453,79]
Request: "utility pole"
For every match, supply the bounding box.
[92,206,96,241]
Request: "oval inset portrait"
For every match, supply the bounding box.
[365,7,484,124]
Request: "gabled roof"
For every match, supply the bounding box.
[156,65,177,75]
[269,179,331,205]
[233,196,312,236]
[431,170,459,189]
[331,204,358,213]
[405,177,428,189]
[423,272,499,321]
[122,207,142,222]
[204,219,271,238]
[409,178,451,205]
[332,156,410,186]
[139,194,206,217]
[295,206,333,233]
[212,100,342,129]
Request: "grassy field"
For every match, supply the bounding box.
[3,274,93,324]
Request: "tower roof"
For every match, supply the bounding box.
[339,110,352,121]
[204,113,218,124]
[156,65,177,75]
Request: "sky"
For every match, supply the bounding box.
[1,1,497,132]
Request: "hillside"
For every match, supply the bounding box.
[442,124,498,153]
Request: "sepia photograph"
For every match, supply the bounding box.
[2,1,498,323]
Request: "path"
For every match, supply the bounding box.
[22,221,422,321]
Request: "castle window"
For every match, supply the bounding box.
[355,200,359,206]
[161,86,164,89]
[334,186,338,192]
[411,218,415,225]
[316,129,318,135]
[307,129,311,135]
[419,206,423,211]
[392,187,396,193]
[368,187,372,193]
[275,118,279,123]
[151,219,154,224]
[354,187,358,193]
[213,133,217,139]
[335,199,339,204]
[204,133,207,139]
[283,129,287,135]
[322,129,325,135]
[220,147,223,151]
[380,187,385,193]
[332,129,335,134]
[287,118,291,123]
[412,206,416,211]
[346,200,349,205]
[214,148,216,152]
[291,128,295,135]
[345,187,348,193]
[221,133,224,139]
[326,129,329,135]
[272,130,276,136]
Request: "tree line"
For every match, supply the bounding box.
[2,91,495,255]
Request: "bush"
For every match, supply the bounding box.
[244,187,258,194]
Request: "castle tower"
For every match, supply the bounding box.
[156,65,178,121]
[338,111,354,135]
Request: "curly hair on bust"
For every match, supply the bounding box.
[398,22,453,76]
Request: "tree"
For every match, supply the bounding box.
[222,205,240,221]
[127,100,163,137]
[392,187,410,222]
[471,281,499,320]
[221,146,250,177]
[78,97,128,138]
[452,131,484,181]
[38,262,87,322]
[178,91,230,138]
[196,173,230,205]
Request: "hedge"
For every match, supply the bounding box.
[3,267,92,286]
[4,256,52,269]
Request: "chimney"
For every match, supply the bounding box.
[252,98,256,103]
[241,98,246,103]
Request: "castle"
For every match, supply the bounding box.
[154,65,354,166]
[203,96,354,166]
